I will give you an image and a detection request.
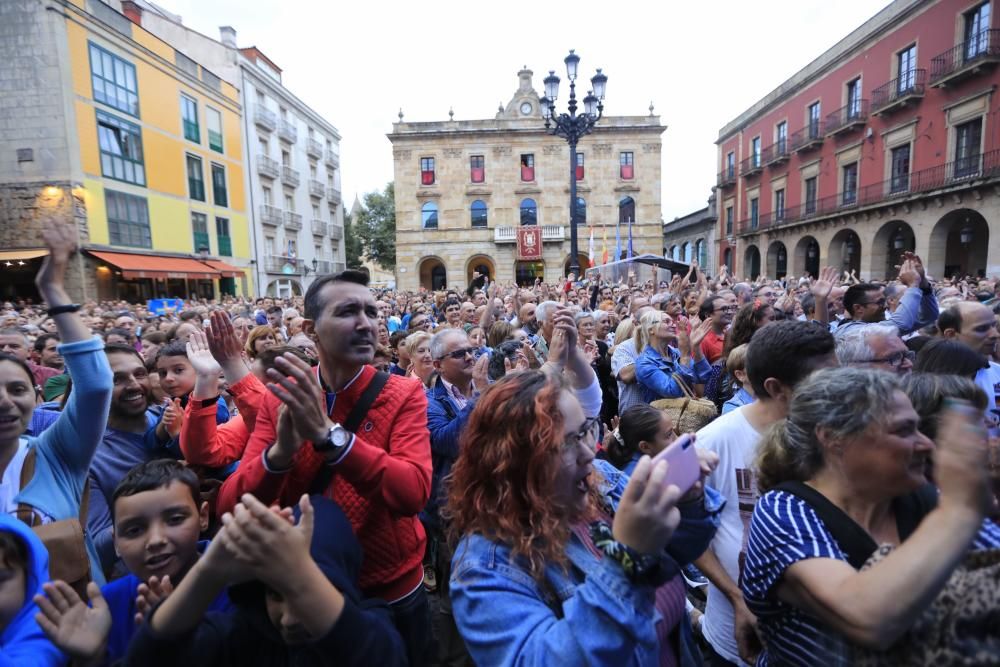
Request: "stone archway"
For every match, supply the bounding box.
[766,241,788,279]
[792,236,821,279]
[743,245,761,279]
[928,209,989,279]
[564,253,590,276]
[418,257,447,291]
[870,221,915,281]
[828,229,862,277]
[465,254,495,286]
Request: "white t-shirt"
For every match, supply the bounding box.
[697,406,762,666]
[0,440,31,517]
[976,360,1000,437]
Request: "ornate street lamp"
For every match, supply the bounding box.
[539,50,607,277]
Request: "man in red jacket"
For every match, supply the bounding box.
[217,270,433,666]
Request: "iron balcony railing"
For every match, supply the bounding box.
[329,225,343,240]
[762,139,789,166]
[871,69,926,113]
[259,204,282,226]
[306,138,323,159]
[311,219,327,236]
[281,166,300,188]
[256,155,279,179]
[277,119,298,144]
[737,149,1000,234]
[325,150,339,169]
[789,122,823,152]
[740,154,763,177]
[254,107,277,132]
[824,100,869,136]
[283,211,303,231]
[717,166,737,188]
[930,29,1000,84]
[308,179,326,198]
[327,187,341,204]
[315,259,334,274]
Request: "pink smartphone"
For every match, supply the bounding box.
[651,434,701,495]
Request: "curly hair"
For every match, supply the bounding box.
[724,302,773,358]
[445,370,587,580]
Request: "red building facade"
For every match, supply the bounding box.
[716,0,1000,281]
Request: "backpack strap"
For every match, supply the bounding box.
[15,447,91,529]
[774,481,878,569]
[309,371,390,496]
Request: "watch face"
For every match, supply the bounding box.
[331,426,350,447]
[520,102,533,115]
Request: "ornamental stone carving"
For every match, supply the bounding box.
[593,143,613,156]
[443,147,463,158]
[543,145,563,155]
[642,143,661,153]
[393,148,412,160]
[492,145,512,156]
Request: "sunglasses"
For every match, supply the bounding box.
[438,346,476,360]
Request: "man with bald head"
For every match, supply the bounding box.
[939,301,1000,435]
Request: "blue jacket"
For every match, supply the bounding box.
[450,459,723,666]
[16,337,113,585]
[0,515,63,665]
[635,344,712,403]
[421,376,477,529]
[833,285,938,338]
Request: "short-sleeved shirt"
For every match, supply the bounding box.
[611,338,643,413]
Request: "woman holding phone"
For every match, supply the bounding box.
[447,370,722,666]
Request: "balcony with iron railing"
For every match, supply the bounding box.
[762,139,789,167]
[930,29,1000,87]
[306,138,323,159]
[280,165,300,188]
[790,123,823,153]
[277,119,298,143]
[259,204,282,227]
[735,149,1000,235]
[283,211,303,231]
[717,166,737,188]
[265,255,302,274]
[493,225,565,243]
[327,187,342,205]
[308,179,325,199]
[825,100,869,137]
[325,150,339,169]
[871,69,926,115]
[315,259,334,274]
[740,154,763,177]
[254,107,277,132]
[311,219,327,236]
[329,225,343,240]
[256,155,279,179]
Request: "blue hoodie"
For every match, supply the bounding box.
[0,515,63,665]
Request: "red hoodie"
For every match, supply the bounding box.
[217,365,432,602]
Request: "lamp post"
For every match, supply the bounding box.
[540,50,607,278]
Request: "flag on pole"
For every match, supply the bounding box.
[601,225,609,265]
[614,219,622,263]
[588,226,595,269]
[626,217,634,261]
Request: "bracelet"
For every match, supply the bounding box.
[589,521,675,587]
[46,303,81,316]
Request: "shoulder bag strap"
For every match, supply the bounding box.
[773,480,878,569]
[16,448,39,527]
[309,371,390,496]
[670,373,696,400]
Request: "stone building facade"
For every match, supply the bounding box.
[716,0,1000,282]
[663,192,717,275]
[389,68,666,292]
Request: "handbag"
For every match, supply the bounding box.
[16,448,92,598]
[650,373,718,433]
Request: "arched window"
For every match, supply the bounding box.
[696,239,706,267]
[671,245,680,262]
[421,201,438,229]
[619,196,635,224]
[723,247,733,272]
[575,197,586,225]
[520,198,537,226]
[470,200,487,228]
[683,242,692,263]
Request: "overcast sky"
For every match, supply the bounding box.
[158,0,887,221]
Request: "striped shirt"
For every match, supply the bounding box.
[742,490,1000,666]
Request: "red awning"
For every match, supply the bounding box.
[200,260,245,278]
[88,251,220,280]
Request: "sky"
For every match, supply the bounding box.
[157,0,888,221]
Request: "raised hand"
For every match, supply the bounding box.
[688,318,714,351]
[682,445,720,502]
[35,220,78,296]
[206,310,244,365]
[134,575,173,625]
[266,353,331,446]
[810,266,839,301]
[186,331,222,378]
[161,398,184,438]
[935,400,991,517]
[896,258,921,287]
[612,456,683,555]
[34,581,112,661]
[472,353,490,389]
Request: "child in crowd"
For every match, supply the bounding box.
[721,344,754,414]
[153,341,229,449]
[34,460,231,665]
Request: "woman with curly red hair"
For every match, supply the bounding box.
[446,369,722,665]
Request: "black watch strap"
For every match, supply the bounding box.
[46,304,81,316]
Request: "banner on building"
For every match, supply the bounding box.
[517,227,542,260]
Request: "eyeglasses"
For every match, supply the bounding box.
[714,305,738,313]
[862,350,915,368]
[437,346,476,360]
[859,298,887,308]
[563,416,601,451]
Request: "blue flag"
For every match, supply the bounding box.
[614,220,621,263]
[626,216,634,261]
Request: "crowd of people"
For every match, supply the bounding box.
[1,222,999,666]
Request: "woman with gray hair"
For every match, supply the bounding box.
[743,367,999,665]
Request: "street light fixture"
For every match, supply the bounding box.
[540,50,607,277]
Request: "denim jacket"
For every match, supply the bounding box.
[450,459,723,666]
[635,344,712,403]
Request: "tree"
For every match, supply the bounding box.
[342,205,364,269]
[354,183,396,271]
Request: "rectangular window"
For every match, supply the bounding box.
[897,45,917,92]
[470,155,485,183]
[846,78,862,119]
[284,194,294,212]
[751,137,761,167]
[211,164,228,207]
[808,102,821,138]
[206,107,223,153]
[805,176,818,214]
[775,188,786,221]
[620,151,634,179]
[181,95,200,143]
[842,163,859,205]
[520,153,535,181]
[89,42,139,117]
[420,157,435,185]
[262,186,272,205]
[955,118,983,177]
[105,190,151,248]
[725,205,734,236]
[725,152,735,178]
[186,155,205,201]
[215,217,231,256]
[191,212,210,253]
[750,197,759,229]
[776,121,787,153]
[890,144,911,193]
[281,151,290,167]
[96,111,145,185]
[965,2,992,60]
[576,152,585,180]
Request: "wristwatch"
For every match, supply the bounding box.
[312,423,351,453]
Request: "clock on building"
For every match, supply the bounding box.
[520,101,533,115]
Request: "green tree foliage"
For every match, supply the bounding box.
[342,206,364,269]
[354,183,396,271]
